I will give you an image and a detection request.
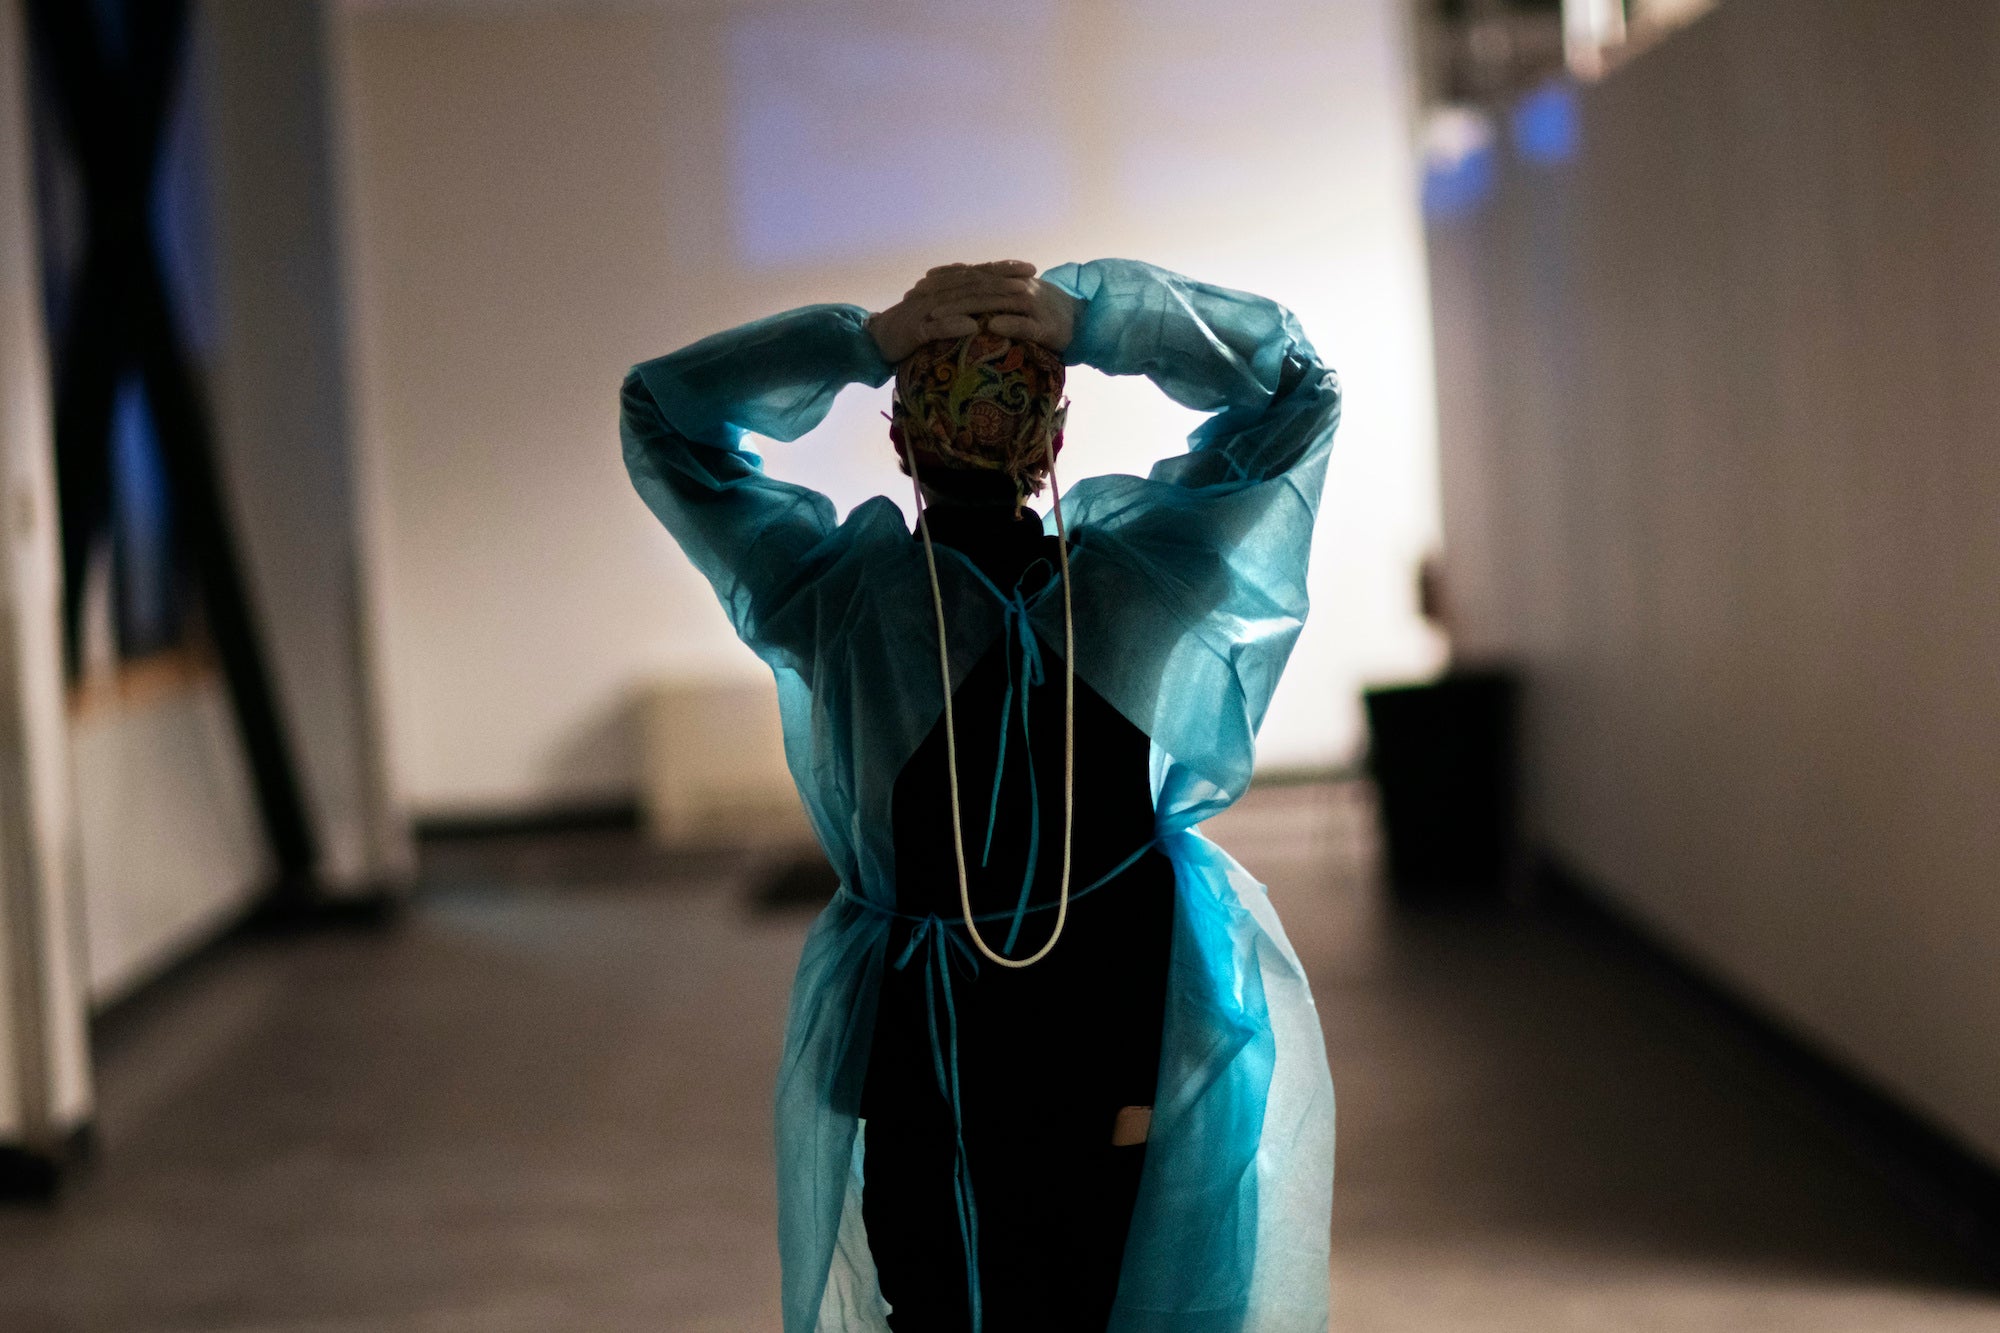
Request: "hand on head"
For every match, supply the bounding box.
[867,260,1077,364]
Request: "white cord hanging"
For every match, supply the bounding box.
[906,438,1074,969]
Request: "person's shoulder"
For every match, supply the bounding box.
[810,495,918,571]
[843,494,911,533]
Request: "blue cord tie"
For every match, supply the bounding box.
[977,564,1055,956]
[859,547,1146,1333]
[891,914,984,1331]
[848,835,1161,1333]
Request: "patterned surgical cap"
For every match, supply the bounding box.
[894,330,1066,500]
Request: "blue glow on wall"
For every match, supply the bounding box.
[1423,142,1497,219]
[151,34,219,357]
[1104,0,1337,215]
[108,375,181,656]
[1512,83,1581,167]
[725,3,1070,268]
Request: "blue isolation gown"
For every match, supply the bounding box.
[621,259,1340,1333]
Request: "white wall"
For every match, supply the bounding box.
[201,0,411,894]
[1430,0,2000,1161]
[70,0,412,1004]
[69,684,266,1003]
[0,0,91,1145]
[334,0,1444,816]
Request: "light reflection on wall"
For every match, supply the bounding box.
[727,2,1069,268]
[1104,2,1342,220]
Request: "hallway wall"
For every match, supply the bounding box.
[332,0,1445,818]
[71,0,412,1005]
[1429,0,2000,1160]
[0,0,91,1148]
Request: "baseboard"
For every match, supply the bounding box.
[413,797,642,842]
[1248,762,1367,788]
[0,1122,95,1204]
[1534,851,2000,1277]
[243,876,406,933]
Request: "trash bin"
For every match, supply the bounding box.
[1361,667,1520,906]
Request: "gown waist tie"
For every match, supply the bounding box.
[840,557,1159,1332]
[836,832,1160,1333]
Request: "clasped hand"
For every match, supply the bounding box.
[867,260,1077,365]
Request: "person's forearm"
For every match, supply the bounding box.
[628,303,894,452]
[621,307,868,657]
[1041,259,1314,414]
[1039,259,1337,492]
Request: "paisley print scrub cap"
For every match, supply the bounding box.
[893,329,1067,500]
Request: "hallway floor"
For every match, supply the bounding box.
[1,783,1994,1331]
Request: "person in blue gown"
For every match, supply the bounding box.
[621,258,1340,1332]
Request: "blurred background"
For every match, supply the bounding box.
[0,0,1996,1328]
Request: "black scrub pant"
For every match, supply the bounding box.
[863,1099,1147,1332]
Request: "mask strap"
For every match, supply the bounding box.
[906,441,1073,969]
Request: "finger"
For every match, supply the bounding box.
[922,263,982,281]
[915,290,1024,319]
[917,265,1031,297]
[917,312,981,342]
[927,259,1032,278]
[928,278,1032,304]
[981,313,1048,343]
[906,274,979,303]
[986,314,1069,350]
[916,272,1030,301]
[900,287,1026,323]
[925,291,1036,320]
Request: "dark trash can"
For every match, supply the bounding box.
[1362,667,1520,906]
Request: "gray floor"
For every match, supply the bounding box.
[2,783,1995,1331]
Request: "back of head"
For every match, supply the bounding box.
[892,330,1066,507]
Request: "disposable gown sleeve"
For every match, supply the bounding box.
[1041,257,1335,490]
[619,304,895,665]
[1038,259,1341,810]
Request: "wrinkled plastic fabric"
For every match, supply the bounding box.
[621,259,1340,1333]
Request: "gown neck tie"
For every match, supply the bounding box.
[978,565,1056,956]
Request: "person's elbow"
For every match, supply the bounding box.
[622,365,674,442]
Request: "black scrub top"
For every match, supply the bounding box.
[861,502,1176,1140]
